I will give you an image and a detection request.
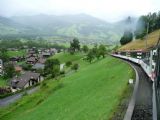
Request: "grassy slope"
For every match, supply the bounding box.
[50,52,84,63]
[0,77,6,87]
[0,55,134,120]
[6,50,26,57]
[119,29,160,51]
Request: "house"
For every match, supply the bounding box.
[14,65,23,73]
[38,58,46,64]
[42,52,51,58]
[10,56,23,62]
[11,71,42,90]
[60,64,65,71]
[32,63,45,70]
[26,57,37,64]
[0,59,3,76]
[50,48,57,55]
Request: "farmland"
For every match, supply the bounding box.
[6,50,26,57]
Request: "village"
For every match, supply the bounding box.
[0,46,64,93]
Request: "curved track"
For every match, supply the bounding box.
[129,62,153,120]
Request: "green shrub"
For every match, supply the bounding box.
[66,61,72,67]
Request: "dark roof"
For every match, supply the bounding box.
[32,63,44,70]
[42,52,51,56]
[27,57,37,62]
[11,71,40,89]
[38,58,46,64]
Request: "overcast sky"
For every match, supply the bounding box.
[0,0,159,22]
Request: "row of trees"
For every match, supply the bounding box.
[0,40,66,50]
[86,45,106,63]
[69,38,107,63]
[135,12,160,39]
[120,11,160,45]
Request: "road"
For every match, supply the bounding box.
[0,86,39,107]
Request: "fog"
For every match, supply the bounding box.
[0,0,159,22]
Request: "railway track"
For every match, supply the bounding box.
[129,62,153,120]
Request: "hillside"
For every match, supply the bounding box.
[0,16,38,36]
[0,54,134,120]
[0,14,127,44]
[119,29,160,51]
[11,14,123,44]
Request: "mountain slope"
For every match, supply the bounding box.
[119,29,160,50]
[0,14,125,44]
[0,16,19,35]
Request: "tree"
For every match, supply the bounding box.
[99,45,106,58]
[71,63,79,71]
[66,61,72,67]
[134,16,148,39]
[120,30,133,45]
[0,50,9,63]
[44,59,60,77]
[4,63,16,78]
[52,65,60,78]
[21,63,32,71]
[70,38,80,54]
[134,11,160,39]
[87,49,95,63]
[82,45,89,53]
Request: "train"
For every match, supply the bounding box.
[112,47,160,120]
[113,49,156,81]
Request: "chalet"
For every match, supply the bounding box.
[32,63,45,70]
[50,48,57,55]
[42,52,51,58]
[11,71,42,90]
[26,57,37,64]
[14,65,23,73]
[10,56,23,62]
[26,53,37,58]
[38,58,46,64]
[0,59,3,76]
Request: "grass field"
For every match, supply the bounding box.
[119,29,160,51]
[6,50,26,57]
[0,55,134,120]
[50,52,84,63]
[0,77,7,87]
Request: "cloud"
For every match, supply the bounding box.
[0,0,159,22]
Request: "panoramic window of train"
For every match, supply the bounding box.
[152,50,157,63]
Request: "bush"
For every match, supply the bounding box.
[21,63,32,71]
[71,63,79,71]
[40,82,48,89]
[60,70,65,75]
[66,61,72,67]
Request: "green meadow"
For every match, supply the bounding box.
[6,50,26,57]
[0,54,134,120]
[0,77,7,87]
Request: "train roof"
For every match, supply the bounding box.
[118,49,147,52]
